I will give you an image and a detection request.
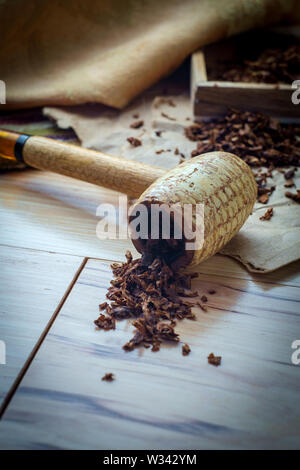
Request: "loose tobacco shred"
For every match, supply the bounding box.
[207,353,222,367]
[127,137,142,147]
[259,208,274,221]
[196,301,208,312]
[219,45,300,84]
[182,344,191,356]
[185,109,300,204]
[101,373,115,382]
[94,314,115,331]
[285,190,300,204]
[258,194,269,204]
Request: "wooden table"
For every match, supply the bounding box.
[0,168,299,450]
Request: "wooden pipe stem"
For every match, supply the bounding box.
[0,130,165,198]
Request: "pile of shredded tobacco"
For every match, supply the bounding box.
[219,44,300,84]
[185,109,300,169]
[94,251,201,353]
[185,109,300,205]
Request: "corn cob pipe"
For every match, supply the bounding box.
[0,130,256,268]
[130,152,257,269]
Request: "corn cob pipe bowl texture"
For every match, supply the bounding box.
[130,152,257,268]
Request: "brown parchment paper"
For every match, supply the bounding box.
[44,92,300,273]
[1,0,299,109]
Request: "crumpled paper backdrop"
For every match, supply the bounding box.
[1,0,299,109]
[44,88,300,273]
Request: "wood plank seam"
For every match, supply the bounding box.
[0,243,86,259]
[1,252,298,420]
[85,257,300,289]
[0,257,88,420]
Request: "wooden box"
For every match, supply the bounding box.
[191,29,300,121]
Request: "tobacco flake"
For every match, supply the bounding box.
[259,207,274,221]
[207,353,222,367]
[101,373,115,381]
[127,137,142,147]
[285,190,300,203]
[130,120,144,129]
[258,194,269,204]
[218,45,300,85]
[182,344,191,356]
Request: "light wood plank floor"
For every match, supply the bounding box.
[0,246,84,409]
[1,257,300,449]
[0,169,136,259]
[0,169,299,449]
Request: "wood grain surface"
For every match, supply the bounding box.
[0,169,137,259]
[0,151,299,450]
[0,245,83,409]
[193,81,297,121]
[0,257,299,449]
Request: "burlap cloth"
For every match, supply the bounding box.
[1,0,299,109]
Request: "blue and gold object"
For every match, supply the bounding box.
[0,129,31,162]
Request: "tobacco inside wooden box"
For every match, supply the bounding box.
[191,29,300,121]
